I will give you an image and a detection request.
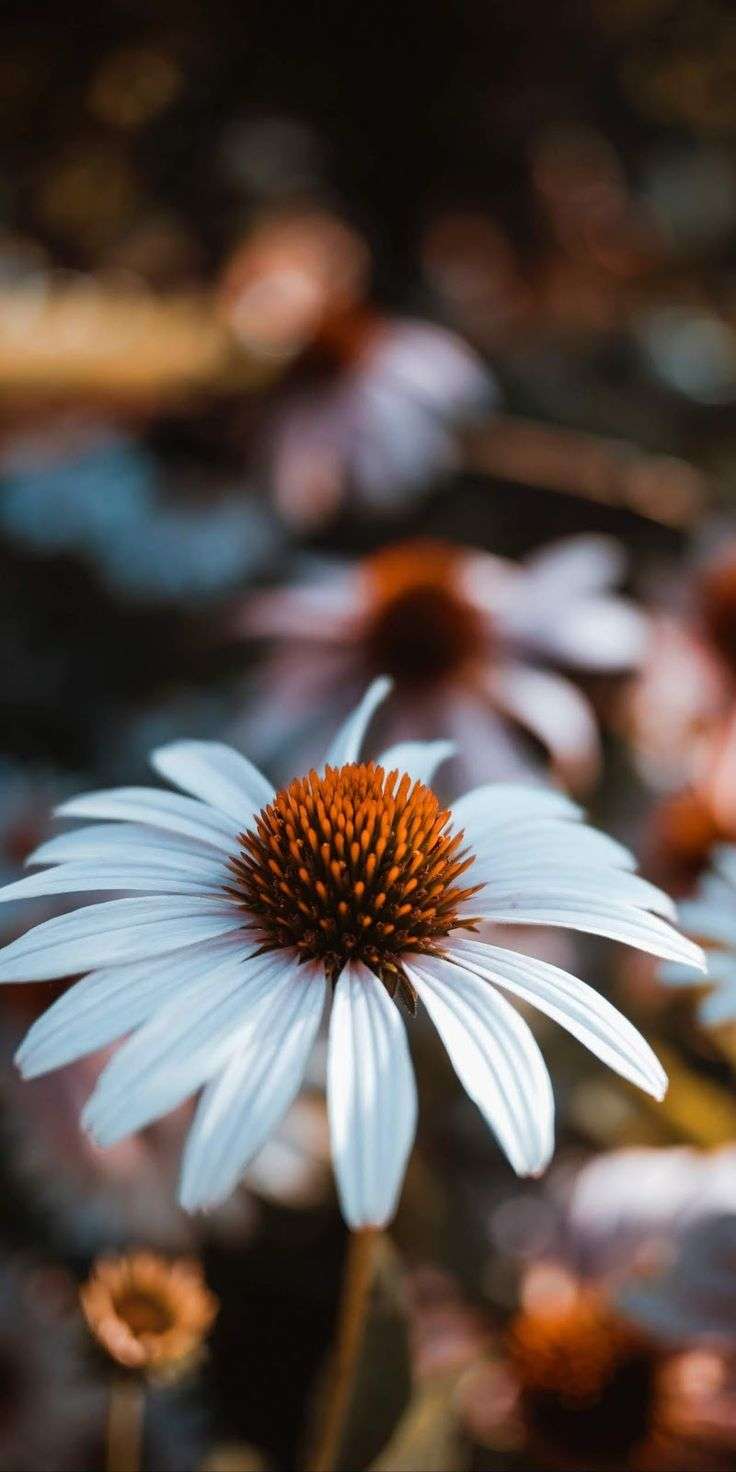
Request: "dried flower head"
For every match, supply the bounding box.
[80,1251,218,1374]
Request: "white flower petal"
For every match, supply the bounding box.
[0,896,245,982]
[180,960,326,1210]
[151,741,273,826]
[82,949,286,1145]
[450,783,581,839]
[471,868,677,921]
[404,952,554,1176]
[325,677,392,767]
[327,961,417,1228]
[447,937,667,1099]
[16,933,248,1078]
[0,856,228,903]
[469,821,635,871]
[27,823,228,867]
[56,787,242,849]
[491,664,600,789]
[376,740,455,787]
[470,894,706,970]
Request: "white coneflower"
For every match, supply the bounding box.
[662,847,736,1024]
[0,679,702,1228]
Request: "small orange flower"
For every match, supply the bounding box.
[80,1251,218,1374]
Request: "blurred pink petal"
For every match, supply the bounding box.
[489,662,601,790]
[264,319,495,528]
[522,534,628,594]
[234,569,363,643]
[626,617,729,790]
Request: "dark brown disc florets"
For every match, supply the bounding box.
[229,761,481,1009]
[365,541,486,687]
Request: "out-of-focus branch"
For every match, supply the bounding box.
[0,285,288,407]
[467,414,708,529]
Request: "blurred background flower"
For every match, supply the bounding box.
[232,533,647,788]
[80,1250,218,1375]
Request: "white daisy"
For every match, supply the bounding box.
[662,847,736,1024]
[0,679,703,1229]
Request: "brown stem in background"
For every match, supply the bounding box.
[467,415,707,529]
[306,1227,381,1472]
[106,1375,145,1472]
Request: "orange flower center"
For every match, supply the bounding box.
[230,762,481,1006]
[80,1252,218,1373]
[365,542,485,686]
[508,1293,658,1463]
[115,1290,173,1338]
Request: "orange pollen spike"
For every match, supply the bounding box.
[227,761,482,1006]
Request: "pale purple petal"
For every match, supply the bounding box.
[534,597,648,670]
[236,575,364,643]
[523,535,627,594]
[490,663,600,790]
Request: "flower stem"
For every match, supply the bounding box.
[307,1226,380,1472]
[106,1375,145,1472]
